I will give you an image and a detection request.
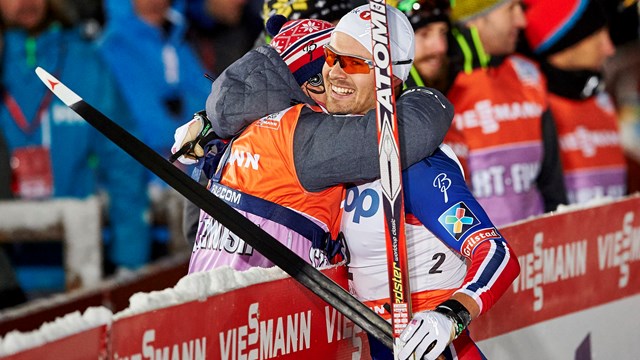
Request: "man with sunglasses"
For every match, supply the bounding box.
[174,13,454,272]
[330,5,520,360]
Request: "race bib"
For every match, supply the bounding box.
[11,146,54,199]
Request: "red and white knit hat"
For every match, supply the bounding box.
[268,15,334,85]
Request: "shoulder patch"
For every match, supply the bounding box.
[255,108,288,130]
[438,201,481,241]
[509,56,542,87]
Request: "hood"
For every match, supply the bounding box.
[206,45,314,138]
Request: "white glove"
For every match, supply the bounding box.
[397,311,456,360]
[171,112,210,165]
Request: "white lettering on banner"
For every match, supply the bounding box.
[193,216,254,256]
[597,212,640,288]
[219,302,311,360]
[228,150,261,170]
[471,162,539,198]
[112,329,206,360]
[513,232,587,311]
[454,100,543,134]
[325,306,363,359]
[559,126,621,157]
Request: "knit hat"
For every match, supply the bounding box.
[262,0,351,25]
[398,0,451,30]
[450,0,511,23]
[333,4,415,82]
[267,15,334,85]
[523,0,608,56]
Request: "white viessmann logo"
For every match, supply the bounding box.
[454,100,543,134]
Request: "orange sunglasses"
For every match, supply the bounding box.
[324,45,412,75]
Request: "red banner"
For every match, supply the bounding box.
[1,326,106,360]
[110,266,371,360]
[470,195,640,340]
[3,195,640,359]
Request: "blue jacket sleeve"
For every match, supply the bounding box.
[403,147,506,255]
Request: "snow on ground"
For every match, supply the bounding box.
[114,265,288,319]
[0,265,289,356]
[0,307,112,357]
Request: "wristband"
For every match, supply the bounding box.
[434,299,472,338]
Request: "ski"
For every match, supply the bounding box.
[35,67,393,349]
[367,0,414,357]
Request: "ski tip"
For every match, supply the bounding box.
[35,67,82,106]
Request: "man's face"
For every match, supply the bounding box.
[0,0,47,31]
[468,0,526,56]
[133,0,171,26]
[549,28,615,72]
[413,21,448,82]
[322,32,376,115]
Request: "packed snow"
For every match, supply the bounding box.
[0,307,112,357]
[114,265,289,319]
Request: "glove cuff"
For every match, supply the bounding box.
[435,299,472,338]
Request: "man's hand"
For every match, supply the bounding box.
[397,311,456,360]
[170,111,213,164]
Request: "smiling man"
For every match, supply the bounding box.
[329,5,521,360]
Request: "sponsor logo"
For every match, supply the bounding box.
[255,111,284,130]
[113,329,206,360]
[433,173,451,203]
[438,201,480,240]
[471,161,540,198]
[228,150,261,170]
[194,215,254,256]
[210,184,242,204]
[597,212,640,288]
[510,56,541,86]
[513,232,588,311]
[460,227,501,257]
[344,186,380,223]
[219,303,311,359]
[559,126,621,158]
[453,100,543,134]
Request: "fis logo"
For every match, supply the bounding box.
[438,201,480,241]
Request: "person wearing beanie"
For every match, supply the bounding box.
[523,0,627,204]
[173,12,454,273]
[439,0,567,227]
[252,0,352,47]
[398,0,454,92]
[323,5,519,360]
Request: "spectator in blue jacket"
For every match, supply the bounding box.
[0,0,151,284]
[98,0,211,161]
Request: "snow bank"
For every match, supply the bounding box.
[114,266,289,319]
[0,306,112,357]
